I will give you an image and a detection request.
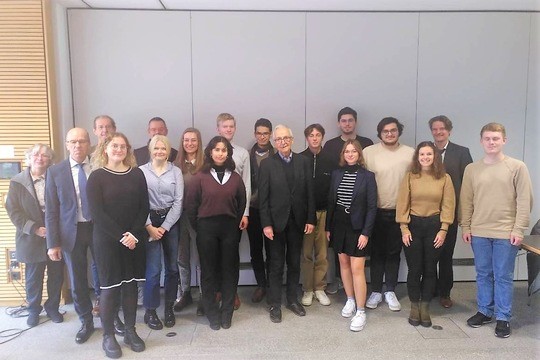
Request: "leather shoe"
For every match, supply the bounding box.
[144,309,163,330]
[102,334,122,359]
[164,302,175,328]
[114,314,125,336]
[209,322,221,330]
[27,313,39,327]
[251,287,266,303]
[173,292,193,312]
[221,314,232,329]
[286,302,306,317]
[46,310,64,323]
[76,322,95,344]
[269,306,282,323]
[196,301,205,316]
[440,296,453,308]
[124,327,145,352]
[234,293,241,310]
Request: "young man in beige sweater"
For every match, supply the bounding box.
[460,123,533,338]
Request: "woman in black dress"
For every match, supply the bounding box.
[186,136,246,330]
[87,133,149,358]
[326,139,377,332]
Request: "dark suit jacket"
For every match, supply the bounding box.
[258,152,316,233]
[326,167,378,237]
[45,159,81,253]
[5,168,48,263]
[134,145,178,166]
[443,142,473,209]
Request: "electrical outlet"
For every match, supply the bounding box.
[7,249,21,283]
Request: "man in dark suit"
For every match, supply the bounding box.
[429,115,473,308]
[46,127,95,344]
[134,117,178,165]
[258,124,316,323]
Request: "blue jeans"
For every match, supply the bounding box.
[144,224,180,309]
[471,236,519,321]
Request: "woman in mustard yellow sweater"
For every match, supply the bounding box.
[396,141,455,327]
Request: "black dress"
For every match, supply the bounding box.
[87,167,149,288]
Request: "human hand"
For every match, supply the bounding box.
[263,226,274,240]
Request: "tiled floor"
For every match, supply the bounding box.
[0,282,538,359]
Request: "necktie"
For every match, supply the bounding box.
[78,163,91,220]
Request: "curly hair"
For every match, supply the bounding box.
[410,141,445,179]
[338,139,366,168]
[91,132,137,169]
[202,136,236,172]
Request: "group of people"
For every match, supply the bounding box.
[6,107,533,358]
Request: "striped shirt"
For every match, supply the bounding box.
[336,170,358,208]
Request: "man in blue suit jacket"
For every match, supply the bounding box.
[429,116,473,309]
[46,127,95,344]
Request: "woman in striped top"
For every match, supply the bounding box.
[326,139,377,332]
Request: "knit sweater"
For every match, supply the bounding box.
[459,156,533,239]
[396,172,455,236]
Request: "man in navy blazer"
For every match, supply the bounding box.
[429,116,473,308]
[46,127,95,344]
[259,125,316,323]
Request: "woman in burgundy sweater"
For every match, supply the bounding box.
[186,136,246,330]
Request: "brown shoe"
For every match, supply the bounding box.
[440,296,453,309]
[251,287,266,303]
[234,293,241,310]
[92,297,100,317]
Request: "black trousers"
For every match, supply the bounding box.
[63,222,94,324]
[268,217,302,307]
[24,258,64,315]
[196,216,239,325]
[100,281,137,335]
[403,215,443,302]
[246,207,271,287]
[370,209,402,292]
[436,220,458,297]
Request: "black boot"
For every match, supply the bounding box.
[164,302,175,328]
[114,313,125,336]
[143,309,163,330]
[102,334,122,359]
[124,327,145,352]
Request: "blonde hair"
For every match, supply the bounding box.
[92,132,137,169]
[339,139,365,168]
[148,135,171,161]
[480,122,506,138]
[216,112,235,126]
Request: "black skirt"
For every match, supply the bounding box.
[330,205,368,258]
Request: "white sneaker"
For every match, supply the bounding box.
[341,299,356,318]
[314,290,331,306]
[366,292,383,309]
[301,291,314,306]
[384,291,401,311]
[350,312,367,332]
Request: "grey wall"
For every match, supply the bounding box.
[67,9,538,282]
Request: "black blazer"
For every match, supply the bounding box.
[6,168,48,263]
[443,142,473,209]
[326,167,378,237]
[258,152,316,233]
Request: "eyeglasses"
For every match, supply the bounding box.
[66,139,88,145]
[381,128,398,135]
[274,136,293,143]
[110,144,127,150]
[256,131,271,137]
[32,153,51,159]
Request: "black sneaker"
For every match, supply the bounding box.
[495,320,511,338]
[467,312,493,328]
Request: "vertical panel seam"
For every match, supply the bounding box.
[522,13,532,161]
[414,12,421,146]
[189,11,194,127]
